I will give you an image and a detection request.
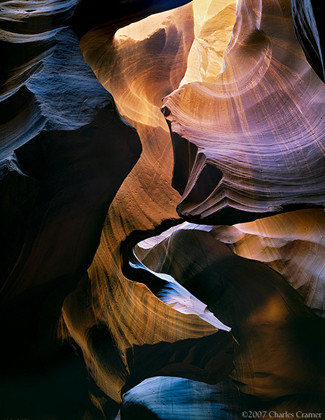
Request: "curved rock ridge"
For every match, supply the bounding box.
[0,31,114,177]
[137,209,325,320]
[0,0,78,174]
[162,0,325,225]
[211,208,325,317]
[135,227,325,403]
[0,27,139,300]
[59,4,242,408]
[80,3,194,127]
[121,376,247,419]
[291,0,324,82]
[0,0,77,98]
[62,252,234,405]
[122,374,325,419]
[0,79,141,420]
[129,250,231,332]
[78,3,194,242]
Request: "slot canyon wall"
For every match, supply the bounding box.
[0,0,324,418]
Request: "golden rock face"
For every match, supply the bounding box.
[181,0,237,84]
[65,0,324,412]
[65,4,236,403]
[1,0,325,417]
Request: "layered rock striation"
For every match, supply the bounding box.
[1,0,325,418]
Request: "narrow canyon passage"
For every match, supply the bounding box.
[0,0,324,418]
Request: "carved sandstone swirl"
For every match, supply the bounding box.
[211,208,325,317]
[62,4,236,407]
[0,0,78,174]
[0,0,76,97]
[136,228,325,405]
[162,0,325,225]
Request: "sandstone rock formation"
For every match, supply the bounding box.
[292,0,324,82]
[162,0,325,225]
[1,0,324,418]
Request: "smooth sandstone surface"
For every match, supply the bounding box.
[1,0,324,418]
[163,0,325,224]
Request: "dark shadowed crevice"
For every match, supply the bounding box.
[168,127,198,195]
[182,161,223,206]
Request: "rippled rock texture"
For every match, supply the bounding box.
[1,0,325,418]
[162,0,325,225]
